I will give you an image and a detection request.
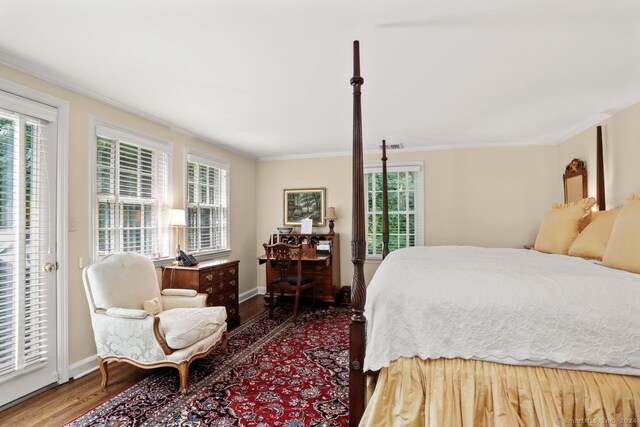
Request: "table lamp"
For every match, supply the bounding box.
[325,207,338,235]
[168,208,186,257]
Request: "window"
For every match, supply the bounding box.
[185,153,229,253]
[93,124,170,260]
[365,163,424,257]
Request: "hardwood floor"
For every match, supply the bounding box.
[0,295,266,427]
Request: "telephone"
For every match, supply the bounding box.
[177,250,199,267]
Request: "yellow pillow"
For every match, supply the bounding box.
[578,210,593,232]
[602,195,640,273]
[534,198,595,254]
[568,208,621,260]
[589,210,605,222]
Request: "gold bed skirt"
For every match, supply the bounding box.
[360,357,640,427]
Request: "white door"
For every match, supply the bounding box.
[0,91,58,407]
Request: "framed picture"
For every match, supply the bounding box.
[283,188,326,226]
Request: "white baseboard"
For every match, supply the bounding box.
[239,287,260,303]
[257,287,266,296]
[69,355,98,379]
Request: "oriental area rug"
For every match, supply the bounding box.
[67,308,349,427]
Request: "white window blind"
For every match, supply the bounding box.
[0,99,56,378]
[364,163,424,257]
[94,125,170,259]
[185,153,229,253]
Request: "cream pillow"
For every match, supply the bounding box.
[568,208,621,260]
[602,194,640,273]
[143,297,163,315]
[534,198,595,255]
[161,289,198,297]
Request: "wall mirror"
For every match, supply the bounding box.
[563,158,587,204]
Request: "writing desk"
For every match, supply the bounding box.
[258,233,340,305]
[257,254,331,265]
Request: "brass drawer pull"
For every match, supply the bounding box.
[219,271,224,277]
[230,280,236,286]
[230,294,236,300]
[230,308,236,315]
[206,287,213,293]
[230,269,236,275]
[206,273,213,281]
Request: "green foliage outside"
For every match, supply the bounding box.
[366,170,417,256]
[0,118,14,230]
[0,118,35,235]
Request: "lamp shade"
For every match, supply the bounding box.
[168,208,186,227]
[325,207,338,221]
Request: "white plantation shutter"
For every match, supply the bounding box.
[0,96,57,379]
[185,153,229,253]
[364,163,424,257]
[94,125,170,259]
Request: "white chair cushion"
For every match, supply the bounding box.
[161,293,207,310]
[157,307,227,350]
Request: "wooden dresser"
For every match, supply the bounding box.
[161,259,240,327]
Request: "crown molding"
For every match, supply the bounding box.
[258,139,562,161]
[2,51,630,163]
[548,100,639,144]
[259,150,352,161]
[257,105,633,162]
[0,52,256,160]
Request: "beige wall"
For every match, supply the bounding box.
[256,144,561,287]
[558,101,640,209]
[0,64,257,366]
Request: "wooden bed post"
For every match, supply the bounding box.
[350,40,367,426]
[381,140,390,259]
[596,125,606,211]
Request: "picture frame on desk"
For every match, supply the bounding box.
[283,188,325,226]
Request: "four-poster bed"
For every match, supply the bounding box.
[348,42,640,426]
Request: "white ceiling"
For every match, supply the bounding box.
[1,0,639,159]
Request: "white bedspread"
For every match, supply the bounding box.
[364,246,640,375]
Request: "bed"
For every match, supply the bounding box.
[347,41,640,426]
[365,245,640,376]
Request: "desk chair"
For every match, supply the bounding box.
[263,242,316,322]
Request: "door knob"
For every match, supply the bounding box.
[43,262,58,272]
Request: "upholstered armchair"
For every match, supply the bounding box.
[82,253,228,395]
